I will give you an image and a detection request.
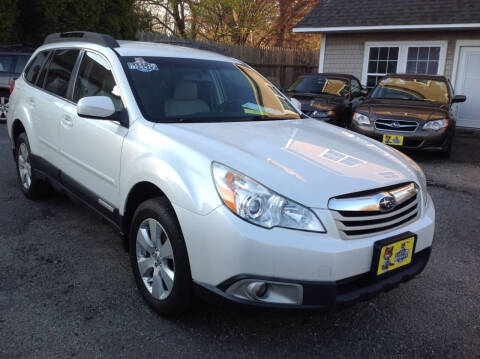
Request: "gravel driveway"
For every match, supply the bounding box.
[1,124,479,358]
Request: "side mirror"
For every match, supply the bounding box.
[452,95,466,103]
[360,88,369,96]
[77,96,116,118]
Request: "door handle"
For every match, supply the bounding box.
[28,98,35,109]
[61,115,73,128]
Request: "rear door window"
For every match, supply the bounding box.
[25,51,50,84]
[44,49,80,98]
[0,55,14,73]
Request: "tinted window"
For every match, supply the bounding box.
[44,49,79,97]
[351,79,362,95]
[73,52,123,111]
[0,55,14,72]
[14,55,30,73]
[25,51,49,84]
[287,75,349,97]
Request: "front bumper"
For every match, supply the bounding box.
[173,193,435,309]
[351,123,452,151]
[194,247,430,310]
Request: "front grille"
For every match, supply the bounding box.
[375,119,418,132]
[328,183,419,239]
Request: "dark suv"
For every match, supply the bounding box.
[0,47,32,121]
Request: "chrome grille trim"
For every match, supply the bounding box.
[375,119,418,132]
[328,183,419,239]
[328,183,417,212]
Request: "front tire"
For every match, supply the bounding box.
[129,197,193,317]
[15,133,49,199]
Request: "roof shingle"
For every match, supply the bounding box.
[295,0,480,30]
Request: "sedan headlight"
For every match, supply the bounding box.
[423,119,448,131]
[353,112,370,125]
[212,162,326,232]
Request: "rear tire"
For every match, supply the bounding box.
[129,197,193,317]
[15,133,49,199]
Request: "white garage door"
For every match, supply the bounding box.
[455,46,480,128]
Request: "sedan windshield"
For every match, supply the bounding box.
[122,56,301,122]
[287,75,349,97]
[370,77,449,104]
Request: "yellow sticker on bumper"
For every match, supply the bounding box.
[382,134,404,146]
[377,236,415,275]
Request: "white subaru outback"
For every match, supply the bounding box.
[7,32,435,316]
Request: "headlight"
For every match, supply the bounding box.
[353,112,370,125]
[311,110,335,118]
[423,119,448,131]
[212,162,326,232]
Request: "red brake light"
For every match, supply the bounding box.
[9,80,15,95]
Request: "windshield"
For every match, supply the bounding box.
[370,77,449,104]
[121,56,301,122]
[287,75,349,97]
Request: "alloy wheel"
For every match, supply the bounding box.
[18,143,32,189]
[136,218,175,300]
[0,96,8,119]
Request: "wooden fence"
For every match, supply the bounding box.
[137,32,319,88]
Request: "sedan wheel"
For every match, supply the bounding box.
[0,96,8,120]
[136,218,175,300]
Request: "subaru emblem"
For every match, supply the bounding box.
[379,195,396,211]
[392,121,401,128]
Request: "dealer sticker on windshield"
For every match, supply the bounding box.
[127,58,159,72]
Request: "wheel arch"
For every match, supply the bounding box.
[12,119,27,145]
[122,181,174,245]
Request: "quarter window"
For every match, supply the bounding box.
[73,52,123,111]
[366,47,399,90]
[44,49,80,98]
[25,51,49,84]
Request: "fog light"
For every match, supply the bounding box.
[246,282,268,299]
[226,279,303,305]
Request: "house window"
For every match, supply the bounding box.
[366,47,399,89]
[406,47,440,75]
[362,41,447,89]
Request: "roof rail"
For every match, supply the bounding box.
[43,31,119,48]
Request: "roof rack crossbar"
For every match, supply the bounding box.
[43,31,119,48]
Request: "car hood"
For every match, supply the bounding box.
[356,99,448,122]
[154,119,418,208]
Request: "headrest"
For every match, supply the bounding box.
[174,81,198,101]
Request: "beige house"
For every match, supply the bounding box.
[294,0,480,128]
